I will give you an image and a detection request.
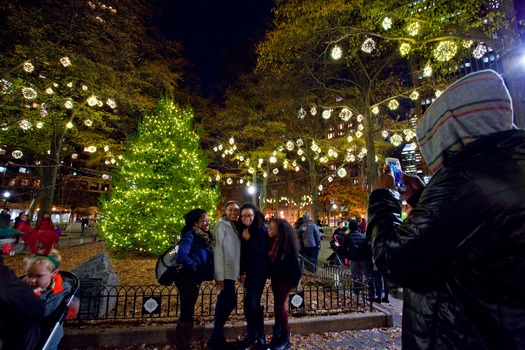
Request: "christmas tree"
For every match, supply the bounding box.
[99,97,219,254]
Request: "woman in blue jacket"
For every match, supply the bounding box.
[174,208,214,350]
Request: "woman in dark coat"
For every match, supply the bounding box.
[267,218,301,350]
[174,208,214,350]
[236,203,270,349]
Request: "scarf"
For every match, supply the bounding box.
[268,237,279,263]
[416,70,514,173]
[193,226,215,247]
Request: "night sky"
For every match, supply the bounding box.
[155,0,274,101]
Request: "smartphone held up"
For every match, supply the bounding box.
[385,157,406,191]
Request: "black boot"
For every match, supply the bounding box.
[268,325,282,349]
[175,321,194,350]
[271,328,290,350]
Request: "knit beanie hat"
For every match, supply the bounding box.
[303,213,311,220]
[416,70,514,174]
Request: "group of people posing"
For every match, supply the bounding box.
[173,201,302,350]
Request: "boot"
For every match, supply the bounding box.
[175,321,194,350]
[268,325,282,349]
[271,328,290,350]
[234,331,256,349]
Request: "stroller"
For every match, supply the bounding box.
[21,271,80,350]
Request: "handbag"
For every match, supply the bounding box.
[155,243,182,286]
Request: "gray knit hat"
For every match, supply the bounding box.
[416,70,514,173]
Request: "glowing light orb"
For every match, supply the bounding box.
[356,130,363,138]
[318,185,323,191]
[347,135,353,142]
[85,146,97,153]
[433,41,458,62]
[272,168,279,175]
[357,114,363,122]
[435,90,443,98]
[226,178,233,185]
[371,106,379,115]
[296,139,304,147]
[286,141,294,151]
[64,100,74,109]
[45,87,54,94]
[82,85,88,91]
[463,40,473,48]
[331,45,342,60]
[297,107,306,119]
[337,168,347,177]
[106,99,117,108]
[387,99,399,110]
[36,122,44,129]
[22,87,37,100]
[358,124,364,131]
[12,150,23,159]
[399,43,411,56]
[422,65,433,78]
[361,37,376,53]
[322,109,332,119]
[382,17,392,30]
[60,57,71,67]
[473,44,487,59]
[410,91,419,100]
[407,22,420,36]
[84,119,93,126]
[297,149,304,156]
[20,120,32,130]
[339,108,352,121]
[66,122,73,128]
[390,134,403,146]
[269,156,277,163]
[310,106,317,116]
[381,130,389,138]
[87,96,98,106]
[23,62,35,73]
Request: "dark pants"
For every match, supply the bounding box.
[244,275,267,337]
[303,246,320,273]
[271,279,292,331]
[210,279,237,341]
[0,323,40,350]
[174,269,200,323]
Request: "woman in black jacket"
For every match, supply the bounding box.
[174,208,214,350]
[236,203,270,350]
[267,218,301,350]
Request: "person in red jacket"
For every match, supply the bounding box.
[35,213,59,255]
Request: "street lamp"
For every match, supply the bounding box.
[3,191,11,209]
[247,185,256,204]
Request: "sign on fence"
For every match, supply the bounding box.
[289,291,304,310]
[142,296,161,316]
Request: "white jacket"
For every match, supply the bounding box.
[213,217,241,281]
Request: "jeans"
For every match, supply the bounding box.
[350,259,375,298]
[210,279,237,341]
[174,269,200,323]
[303,246,320,273]
[244,275,267,337]
[271,279,292,331]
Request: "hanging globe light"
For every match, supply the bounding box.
[473,44,487,59]
[388,99,400,110]
[371,106,379,115]
[286,141,294,151]
[272,168,279,175]
[12,150,23,159]
[356,130,363,138]
[339,108,352,121]
[357,114,363,122]
[331,45,342,60]
[66,122,73,129]
[322,109,332,119]
[399,43,411,56]
[422,64,433,77]
[390,134,403,146]
[36,122,44,129]
[296,139,304,147]
[20,120,32,130]
[382,17,392,30]
[298,107,306,119]
[407,22,420,36]
[310,106,317,116]
[347,135,353,142]
[433,41,458,62]
[358,124,364,131]
[435,90,443,98]
[318,185,323,191]
[410,91,419,100]
[85,119,93,127]
[381,130,389,138]
[337,168,347,177]
[361,37,376,53]
[22,87,37,100]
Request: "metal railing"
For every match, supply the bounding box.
[72,256,373,322]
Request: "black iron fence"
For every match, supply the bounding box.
[72,255,373,322]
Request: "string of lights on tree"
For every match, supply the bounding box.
[0,56,119,173]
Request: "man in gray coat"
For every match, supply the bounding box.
[299,213,321,274]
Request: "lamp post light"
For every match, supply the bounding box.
[3,191,10,209]
[247,185,256,204]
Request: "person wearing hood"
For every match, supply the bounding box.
[367,70,525,349]
[207,201,241,350]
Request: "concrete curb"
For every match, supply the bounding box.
[63,309,392,348]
